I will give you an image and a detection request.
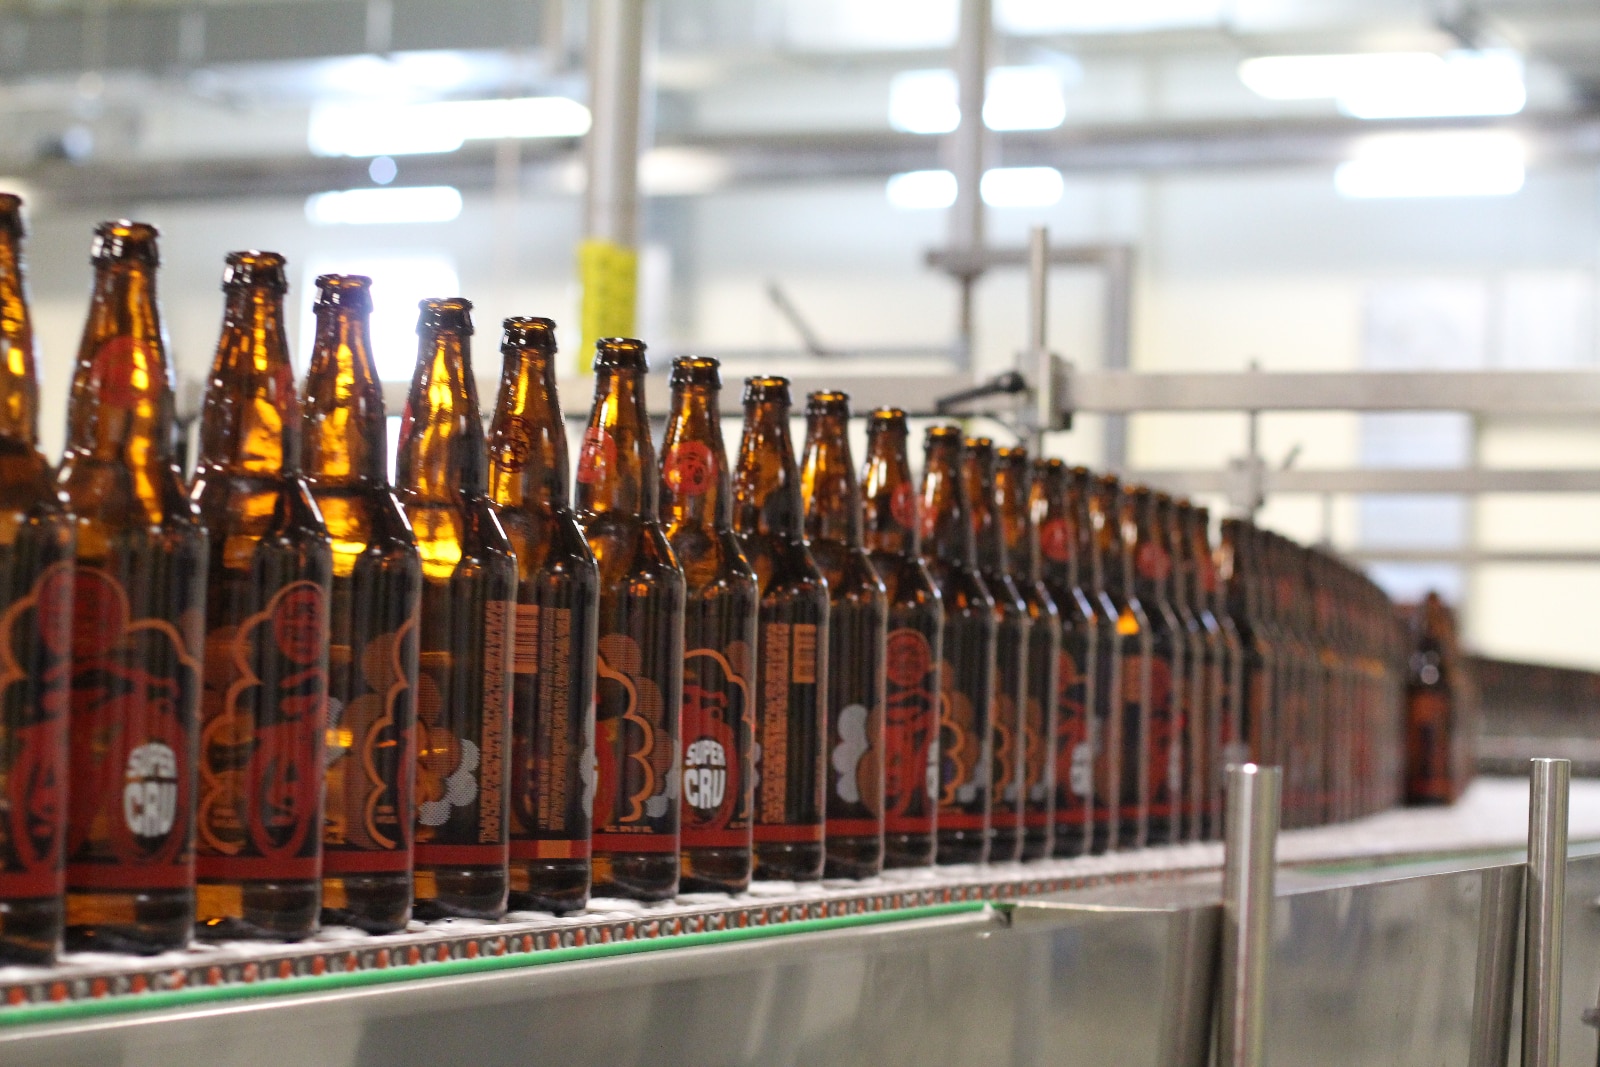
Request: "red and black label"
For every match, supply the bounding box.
[889,482,917,531]
[937,612,992,833]
[510,598,599,863]
[663,441,715,498]
[883,627,938,836]
[753,615,825,844]
[1406,689,1452,801]
[679,642,752,848]
[825,599,884,839]
[575,426,616,485]
[197,580,330,881]
[0,560,73,900]
[67,565,202,892]
[593,631,678,853]
[1039,519,1071,565]
[323,582,419,877]
[1053,639,1092,830]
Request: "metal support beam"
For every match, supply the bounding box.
[1523,758,1570,1067]
[582,0,645,249]
[1219,763,1280,1067]
[945,0,990,369]
[1133,468,1600,495]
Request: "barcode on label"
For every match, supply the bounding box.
[792,623,817,684]
[514,604,540,675]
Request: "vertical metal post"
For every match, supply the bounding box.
[1027,225,1048,357]
[1025,225,1052,454]
[1100,244,1132,472]
[1523,757,1570,1067]
[1219,763,1280,1067]
[946,0,989,369]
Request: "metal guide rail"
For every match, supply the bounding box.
[1,775,1592,1032]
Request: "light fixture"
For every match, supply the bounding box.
[1334,132,1525,199]
[368,156,398,185]
[304,185,464,225]
[308,96,592,157]
[997,0,1222,34]
[639,147,731,196]
[889,65,1067,135]
[1239,50,1525,119]
[885,167,1065,210]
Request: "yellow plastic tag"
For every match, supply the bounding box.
[578,238,638,373]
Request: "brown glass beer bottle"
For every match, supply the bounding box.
[995,446,1059,862]
[1079,471,1123,853]
[396,298,516,920]
[1182,503,1233,841]
[1092,476,1149,850]
[191,252,334,940]
[961,438,1027,863]
[659,356,757,893]
[860,409,942,869]
[576,338,684,901]
[1160,494,1205,842]
[487,318,600,912]
[801,391,888,879]
[1031,459,1096,859]
[1127,488,1183,846]
[734,377,829,882]
[302,274,422,933]
[0,196,74,963]
[921,428,995,865]
[62,222,207,953]
[1404,592,1457,805]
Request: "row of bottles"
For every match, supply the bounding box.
[0,205,1412,967]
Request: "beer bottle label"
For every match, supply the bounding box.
[882,626,938,836]
[754,618,825,842]
[593,630,678,851]
[989,690,1020,826]
[1141,646,1180,824]
[510,604,596,860]
[1054,639,1093,827]
[67,567,201,892]
[0,561,72,900]
[1091,631,1121,838]
[825,601,882,837]
[662,442,714,498]
[1406,689,1451,800]
[1023,694,1051,823]
[415,598,512,865]
[197,580,330,881]
[680,639,753,848]
[323,611,418,875]
[937,614,990,832]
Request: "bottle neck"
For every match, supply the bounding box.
[489,345,571,511]
[995,463,1037,583]
[575,366,657,520]
[1093,489,1127,600]
[68,260,175,462]
[396,327,485,499]
[734,401,803,540]
[962,455,1007,577]
[660,382,730,531]
[861,427,917,557]
[199,284,301,474]
[0,224,36,447]
[304,302,387,484]
[801,412,861,546]
[920,445,975,567]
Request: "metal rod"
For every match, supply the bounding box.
[583,0,646,247]
[1523,757,1570,1067]
[1219,763,1280,1067]
[945,0,989,368]
[1027,225,1048,356]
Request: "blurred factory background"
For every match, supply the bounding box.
[5,0,1600,668]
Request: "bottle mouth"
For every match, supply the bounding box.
[223,250,288,292]
[91,220,160,265]
[417,297,474,334]
[867,406,907,427]
[671,355,720,387]
[997,445,1029,466]
[742,375,790,405]
[1033,456,1063,472]
[924,424,963,447]
[805,390,850,417]
[0,193,23,236]
[502,316,558,353]
[594,336,647,371]
[962,436,995,457]
[315,274,372,311]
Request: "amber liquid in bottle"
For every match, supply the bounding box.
[861,409,942,870]
[1404,592,1457,805]
[1034,461,1096,859]
[61,222,207,954]
[660,357,757,894]
[1125,487,1182,848]
[577,338,684,901]
[396,298,515,920]
[190,252,334,940]
[735,377,828,882]
[921,428,995,865]
[996,447,1059,862]
[304,275,422,933]
[1088,476,1145,851]
[801,392,887,880]
[1207,511,1247,841]
[1178,503,1227,842]
[961,438,1027,864]
[487,318,600,914]
[0,196,75,963]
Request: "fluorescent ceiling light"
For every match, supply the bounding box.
[886,167,1064,210]
[1335,132,1525,199]
[308,96,591,157]
[886,169,958,210]
[640,147,731,196]
[997,0,1222,34]
[980,166,1064,208]
[305,185,464,225]
[1239,50,1525,119]
[889,65,1067,135]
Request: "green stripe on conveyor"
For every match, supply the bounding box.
[0,901,990,1030]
